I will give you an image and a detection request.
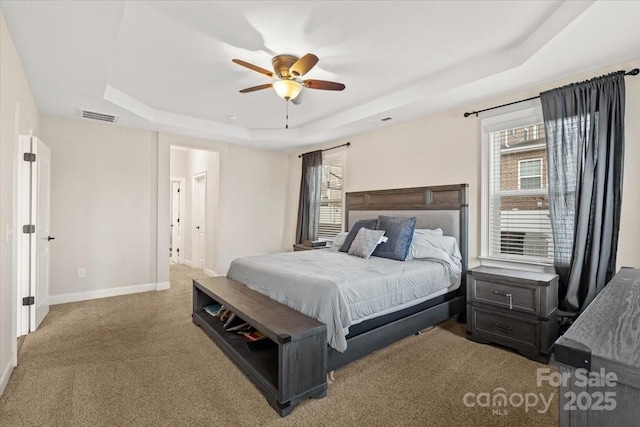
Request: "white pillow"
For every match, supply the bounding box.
[330,232,349,248]
[408,233,462,266]
[348,229,388,259]
[414,228,444,236]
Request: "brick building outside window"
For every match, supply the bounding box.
[489,123,553,261]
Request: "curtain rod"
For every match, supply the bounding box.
[463,68,639,118]
[298,142,350,158]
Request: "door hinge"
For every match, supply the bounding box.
[177,248,180,254]
[23,153,36,162]
[177,188,180,193]
[23,225,35,234]
[22,296,35,306]
[177,218,180,223]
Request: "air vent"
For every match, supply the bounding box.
[79,109,119,123]
[370,116,393,124]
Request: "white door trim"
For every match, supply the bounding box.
[170,176,186,264]
[192,171,206,272]
[12,103,36,376]
[15,136,31,338]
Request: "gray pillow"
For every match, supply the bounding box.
[339,219,378,252]
[330,232,349,249]
[348,228,387,259]
[372,216,417,261]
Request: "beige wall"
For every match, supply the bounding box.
[283,110,481,263]
[0,10,41,393]
[284,58,640,270]
[620,63,640,269]
[41,115,158,297]
[218,144,289,271]
[169,148,188,179]
[40,119,290,300]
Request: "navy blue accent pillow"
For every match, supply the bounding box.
[372,216,417,261]
[339,219,378,252]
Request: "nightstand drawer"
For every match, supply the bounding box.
[471,306,539,350]
[472,279,539,315]
[467,267,558,363]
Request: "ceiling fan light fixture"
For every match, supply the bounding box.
[273,80,302,100]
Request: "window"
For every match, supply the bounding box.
[482,107,553,264]
[518,158,542,189]
[318,153,344,240]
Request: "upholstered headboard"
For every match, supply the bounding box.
[345,184,469,274]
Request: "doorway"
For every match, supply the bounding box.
[168,146,218,275]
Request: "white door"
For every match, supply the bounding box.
[195,176,206,270]
[22,137,52,331]
[171,181,181,263]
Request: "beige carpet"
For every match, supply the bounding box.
[0,264,558,426]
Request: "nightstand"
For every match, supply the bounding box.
[293,243,329,251]
[466,266,558,363]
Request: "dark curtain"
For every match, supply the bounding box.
[541,71,625,315]
[295,150,323,244]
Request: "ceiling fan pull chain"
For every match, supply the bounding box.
[285,99,289,129]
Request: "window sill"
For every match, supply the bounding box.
[478,256,555,274]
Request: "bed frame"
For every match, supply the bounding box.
[327,184,468,371]
[192,184,469,416]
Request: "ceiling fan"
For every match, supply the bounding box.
[232,53,346,104]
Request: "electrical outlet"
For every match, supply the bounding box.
[77,268,86,279]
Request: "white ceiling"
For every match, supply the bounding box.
[2,1,639,151]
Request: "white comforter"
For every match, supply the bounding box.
[227,248,461,352]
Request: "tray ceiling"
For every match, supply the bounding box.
[2,1,639,150]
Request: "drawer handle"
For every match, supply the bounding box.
[493,322,513,331]
[493,291,513,309]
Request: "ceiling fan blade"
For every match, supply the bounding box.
[239,83,273,93]
[289,53,319,77]
[302,79,346,91]
[232,59,274,78]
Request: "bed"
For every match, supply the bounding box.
[228,184,468,371]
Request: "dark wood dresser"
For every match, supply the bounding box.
[466,266,558,363]
[554,267,640,426]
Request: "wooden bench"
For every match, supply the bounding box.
[192,276,327,417]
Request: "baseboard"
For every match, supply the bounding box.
[156,281,170,291]
[184,259,193,267]
[0,353,16,398]
[204,268,216,277]
[48,282,158,305]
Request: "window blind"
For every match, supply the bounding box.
[318,157,343,240]
[488,123,554,262]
